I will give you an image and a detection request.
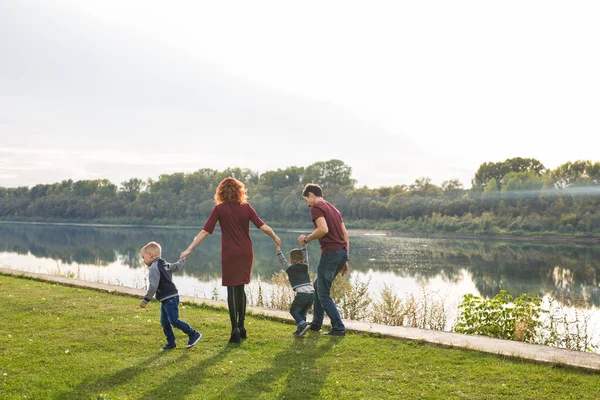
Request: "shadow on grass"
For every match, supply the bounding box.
[225,334,340,399]
[137,345,233,399]
[52,353,165,400]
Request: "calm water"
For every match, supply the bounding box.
[1,222,599,336]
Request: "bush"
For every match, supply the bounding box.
[453,290,542,342]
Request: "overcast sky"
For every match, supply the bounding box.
[1,0,599,189]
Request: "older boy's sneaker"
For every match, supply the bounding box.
[293,323,310,337]
[322,329,346,337]
[161,343,176,351]
[308,324,321,332]
[186,332,202,348]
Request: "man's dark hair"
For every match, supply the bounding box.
[302,183,323,198]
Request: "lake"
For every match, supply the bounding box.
[1,222,599,341]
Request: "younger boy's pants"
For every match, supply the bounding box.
[160,295,195,345]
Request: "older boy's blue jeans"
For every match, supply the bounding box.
[290,292,315,327]
[160,296,195,345]
[312,248,347,332]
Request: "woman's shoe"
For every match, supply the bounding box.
[239,326,247,340]
[229,328,241,344]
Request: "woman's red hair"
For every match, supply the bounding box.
[215,177,248,205]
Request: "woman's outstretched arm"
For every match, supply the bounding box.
[260,224,281,247]
[180,230,210,258]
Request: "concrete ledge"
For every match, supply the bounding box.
[2,267,600,371]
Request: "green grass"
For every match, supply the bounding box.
[1,275,599,400]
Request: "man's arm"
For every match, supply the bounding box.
[341,222,350,256]
[341,222,349,276]
[297,216,328,246]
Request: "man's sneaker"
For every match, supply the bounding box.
[293,323,311,337]
[160,343,176,351]
[308,324,321,332]
[322,329,346,337]
[186,332,202,348]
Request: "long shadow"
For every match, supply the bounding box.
[225,334,340,399]
[138,345,233,400]
[53,353,165,400]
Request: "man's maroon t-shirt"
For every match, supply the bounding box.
[203,203,265,286]
[310,200,347,255]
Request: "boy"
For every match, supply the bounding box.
[140,241,202,351]
[276,244,315,336]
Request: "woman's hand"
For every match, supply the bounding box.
[180,249,191,258]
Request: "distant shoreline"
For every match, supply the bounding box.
[1,220,598,244]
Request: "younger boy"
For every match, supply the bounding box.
[140,241,202,351]
[276,244,315,336]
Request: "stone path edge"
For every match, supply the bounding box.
[2,267,599,372]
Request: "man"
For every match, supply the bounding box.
[297,183,349,336]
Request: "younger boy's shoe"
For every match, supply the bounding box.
[308,324,321,332]
[161,343,177,351]
[322,329,346,337]
[186,332,202,349]
[293,323,311,337]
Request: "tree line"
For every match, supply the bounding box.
[1,158,599,237]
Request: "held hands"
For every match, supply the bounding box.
[297,235,307,246]
[180,249,191,258]
[274,235,281,247]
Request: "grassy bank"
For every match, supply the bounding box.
[1,275,599,400]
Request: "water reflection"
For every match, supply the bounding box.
[1,222,599,308]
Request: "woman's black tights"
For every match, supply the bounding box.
[227,285,246,342]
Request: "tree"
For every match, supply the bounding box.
[472,158,546,189]
[409,177,442,196]
[120,178,145,201]
[303,160,355,187]
[441,179,464,195]
[550,160,598,188]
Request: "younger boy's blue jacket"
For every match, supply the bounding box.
[142,257,185,303]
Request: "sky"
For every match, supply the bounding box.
[1,0,599,189]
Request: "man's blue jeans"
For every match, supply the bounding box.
[312,248,347,332]
[160,296,194,345]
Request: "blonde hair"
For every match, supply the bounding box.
[289,248,303,263]
[215,177,248,205]
[141,241,162,258]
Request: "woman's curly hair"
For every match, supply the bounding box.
[215,177,248,205]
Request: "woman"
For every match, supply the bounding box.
[181,177,280,343]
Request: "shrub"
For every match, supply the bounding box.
[453,290,542,341]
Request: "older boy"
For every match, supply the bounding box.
[140,241,202,351]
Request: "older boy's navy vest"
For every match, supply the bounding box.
[286,263,311,291]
